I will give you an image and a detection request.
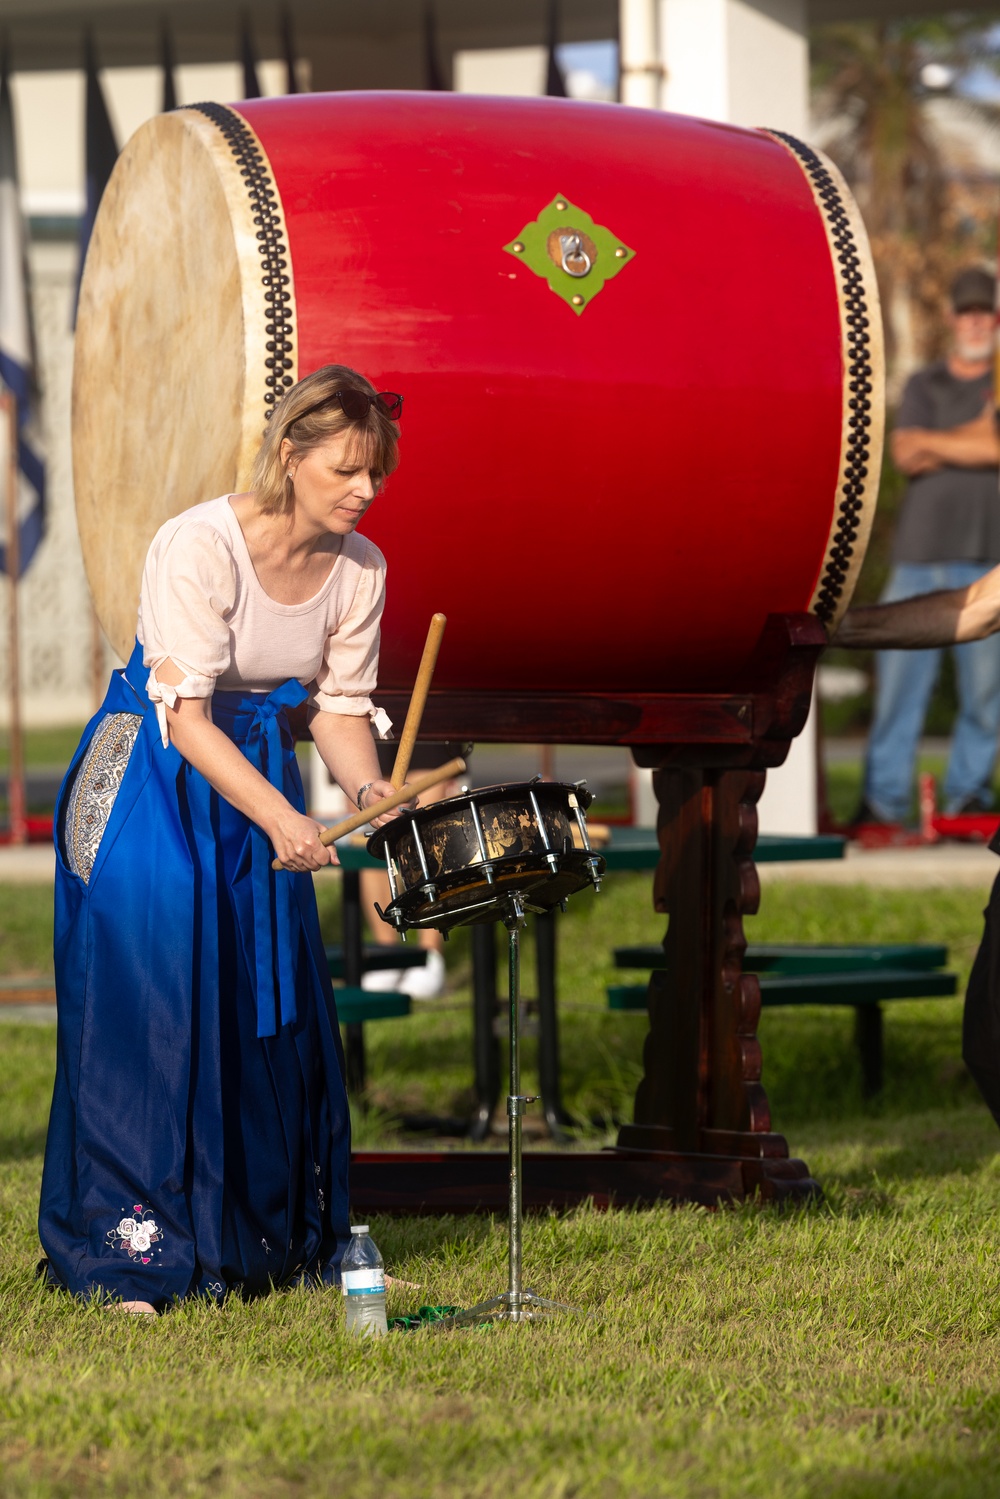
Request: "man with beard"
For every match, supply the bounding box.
[854,266,1000,828]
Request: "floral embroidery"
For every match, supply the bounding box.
[106,1203,163,1264]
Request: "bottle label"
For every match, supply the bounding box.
[341,1268,385,1296]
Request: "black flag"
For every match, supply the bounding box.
[73,33,119,323]
[281,5,299,95]
[161,21,177,112]
[424,5,447,92]
[241,15,262,99]
[545,0,567,97]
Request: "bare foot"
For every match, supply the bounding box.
[118,1300,156,1316]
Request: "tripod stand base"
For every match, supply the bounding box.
[432,1289,583,1329]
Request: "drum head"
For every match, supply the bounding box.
[73,109,295,660]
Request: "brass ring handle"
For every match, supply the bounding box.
[560,232,591,278]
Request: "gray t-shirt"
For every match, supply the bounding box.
[891,362,1000,564]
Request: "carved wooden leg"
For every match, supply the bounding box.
[617,766,819,1203]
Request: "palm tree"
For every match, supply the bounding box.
[811,16,1000,374]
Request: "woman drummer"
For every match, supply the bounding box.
[39,365,402,1313]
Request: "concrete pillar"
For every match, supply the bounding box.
[659,0,808,138]
[654,0,815,836]
[756,695,819,838]
[619,0,661,109]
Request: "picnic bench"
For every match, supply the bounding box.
[325,822,949,1125]
[609,942,958,1097]
[465,828,853,1137]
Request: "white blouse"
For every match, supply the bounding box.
[137,495,390,747]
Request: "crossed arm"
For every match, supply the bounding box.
[891,404,1000,476]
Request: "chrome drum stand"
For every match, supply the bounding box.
[437,892,580,1327]
[367,779,605,1326]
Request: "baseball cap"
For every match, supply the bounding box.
[950,267,995,313]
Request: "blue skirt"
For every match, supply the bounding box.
[38,641,351,1307]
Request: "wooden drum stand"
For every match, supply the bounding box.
[350,612,827,1213]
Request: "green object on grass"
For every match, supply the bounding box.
[608,969,957,1011]
[389,1304,462,1331]
[503,194,635,315]
[614,941,950,974]
[332,987,411,1025]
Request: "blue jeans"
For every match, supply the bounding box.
[864,563,1000,821]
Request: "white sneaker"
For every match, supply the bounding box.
[399,949,446,1001]
[360,964,404,992]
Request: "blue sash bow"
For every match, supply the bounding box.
[212,678,309,1039]
[123,639,310,1040]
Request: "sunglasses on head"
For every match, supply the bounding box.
[295,389,403,424]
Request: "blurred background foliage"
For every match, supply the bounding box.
[811,13,1000,733]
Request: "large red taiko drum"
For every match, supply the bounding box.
[73,93,883,698]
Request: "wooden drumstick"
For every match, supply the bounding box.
[271,757,466,871]
[390,612,447,789]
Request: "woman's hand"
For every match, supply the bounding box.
[361,777,417,829]
[265,806,339,871]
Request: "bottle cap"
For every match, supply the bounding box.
[350,1225,369,1235]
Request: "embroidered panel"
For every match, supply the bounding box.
[63,712,142,882]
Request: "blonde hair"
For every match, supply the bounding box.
[250,364,401,515]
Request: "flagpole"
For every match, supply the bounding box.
[90,603,104,712]
[3,388,26,844]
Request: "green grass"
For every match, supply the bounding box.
[350,877,986,1132]
[0,886,56,977]
[0,875,986,1128]
[0,724,87,772]
[3,1053,1000,1496]
[3,877,999,1495]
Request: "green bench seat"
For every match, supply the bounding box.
[324,943,427,980]
[324,943,422,1094]
[332,987,411,1026]
[613,942,950,975]
[608,957,958,1097]
[608,970,957,1012]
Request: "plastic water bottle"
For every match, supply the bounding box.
[341,1225,388,1337]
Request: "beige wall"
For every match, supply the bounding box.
[12,61,291,215]
[660,0,808,139]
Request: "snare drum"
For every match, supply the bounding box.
[367,780,605,933]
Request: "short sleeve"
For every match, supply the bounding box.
[138,519,237,746]
[896,371,934,430]
[309,540,387,726]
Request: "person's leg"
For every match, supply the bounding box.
[360,867,405,948]
[863,564,944,823]
[360,865,446,997]
[943,562,1000,813]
